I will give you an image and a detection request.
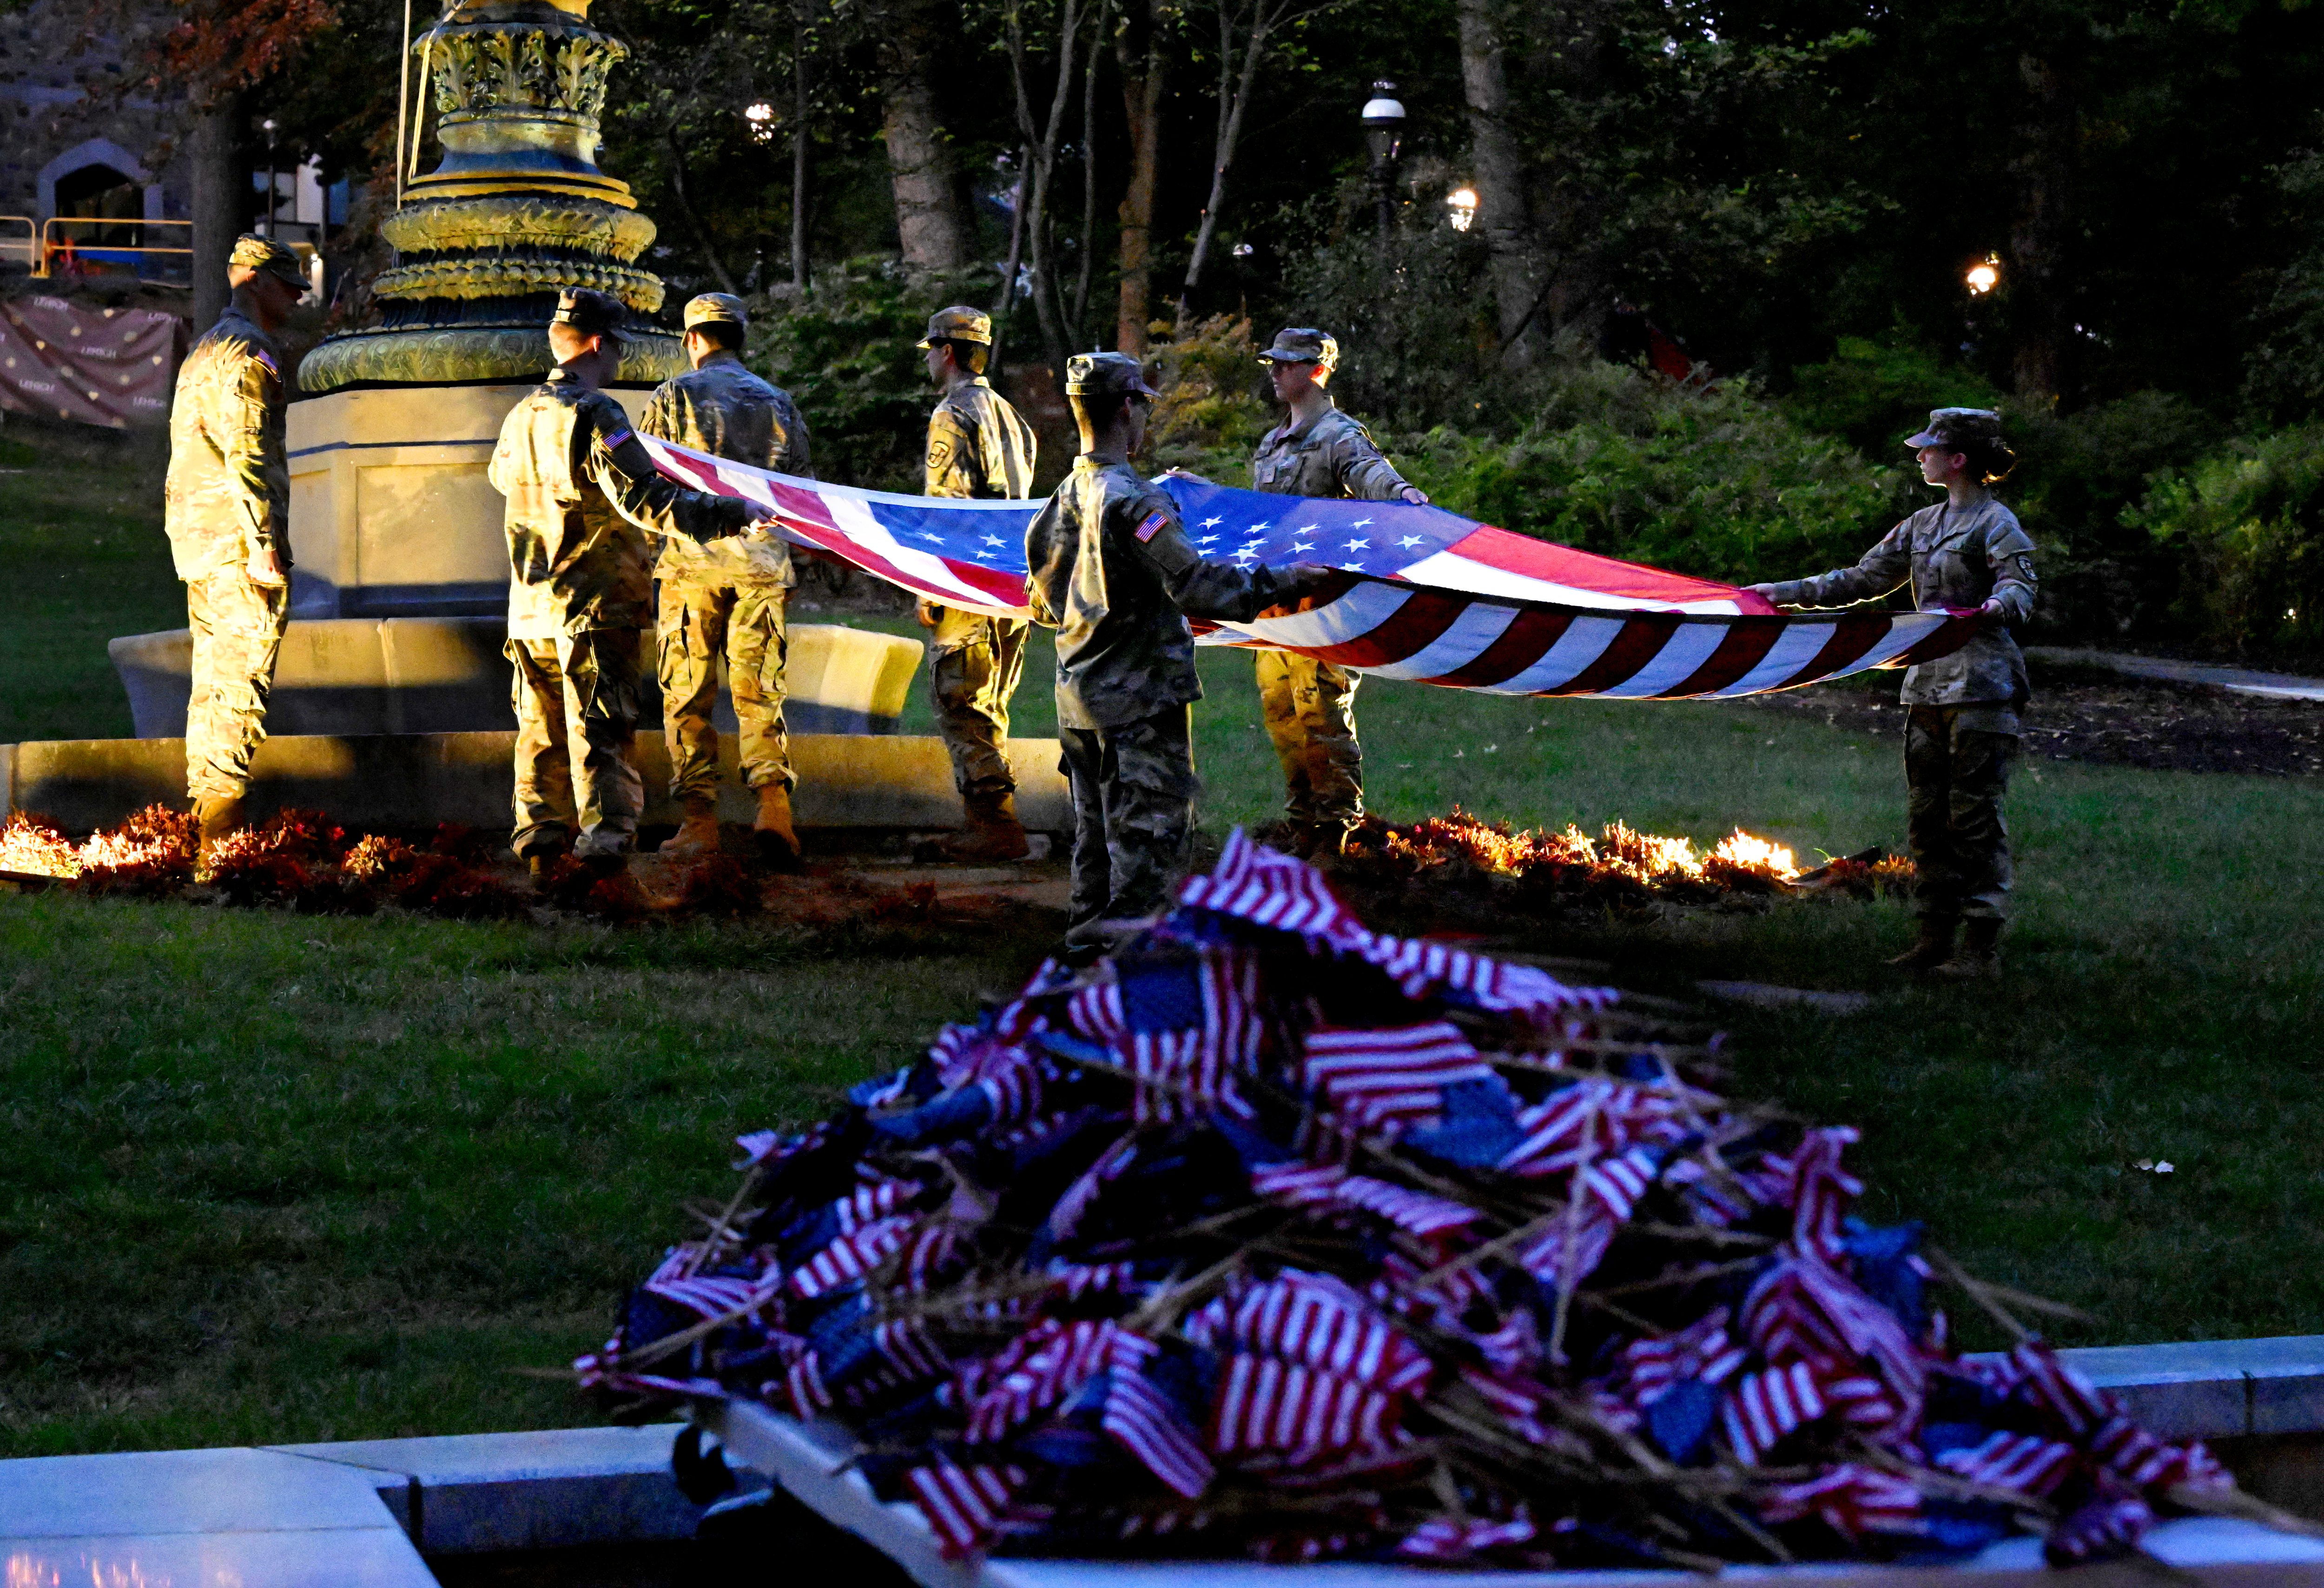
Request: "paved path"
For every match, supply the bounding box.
[2030,646,2324,702]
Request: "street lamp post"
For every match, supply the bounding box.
[262,119,279,238]
[1360,82,1405,249]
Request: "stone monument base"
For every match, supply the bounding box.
[108,620,926,740]
[0,731,1068,837]
[285,382,658,620]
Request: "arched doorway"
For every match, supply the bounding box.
[54,162,144,248]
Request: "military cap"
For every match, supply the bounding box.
[1905,407,2004,451]
[1065,351,1160,399]
[227,233,305,290]
[551,287,627,339]
[917,305,994,349]
[1256,326,1340,371]
[683,292,747,331]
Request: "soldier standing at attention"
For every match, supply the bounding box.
[489,288,760,878]
[165,235,307,855]
[1748,408,2037,978]
[917,306,1040,860]
[1248,328,1428,858]
[1026,352,1328,959]
[643,293,814,867]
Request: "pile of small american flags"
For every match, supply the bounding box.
[580,830,2278,1572]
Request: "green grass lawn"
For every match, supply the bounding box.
[4,419,2322,1457]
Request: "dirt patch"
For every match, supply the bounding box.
[1744,662,2324,777]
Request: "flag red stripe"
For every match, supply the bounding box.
[1539,614,1683,696]
[1655,617,1787,698]
[1304,586,1469,667]
[1424,608,1574,687]
[1889,613,1981,666]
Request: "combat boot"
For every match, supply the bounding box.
[939,791,1033,862]
[1933,917,2003,980]
[193,794,244,856]
[754,783,803,871]
[1886,915,1957,970]
[661,797,722,859]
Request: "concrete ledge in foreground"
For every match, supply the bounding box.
[0,730,1070,835]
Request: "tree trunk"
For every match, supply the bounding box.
[1112,0,1168,355]
[990,144,1030,363]
[189,92,244,332]
[1515,0,1610,350]
[879,0,971,273]
[1177,0,1265,323]
[791,0,812,295]
[665,130,740,294]
[1455,0,1541,364]
[1006,0,1083,374]
[2009,52,2075,407]
[1070,1,1105,339]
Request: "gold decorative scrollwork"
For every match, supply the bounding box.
[379,196,656,262]
[373,254,666,313]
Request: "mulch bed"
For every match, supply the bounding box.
[1743,665,2324,777]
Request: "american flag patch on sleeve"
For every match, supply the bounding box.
[1135,510,1169,542]
[602,426,634,450]
[253,349,278,377]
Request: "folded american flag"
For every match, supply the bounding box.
[638,438,1979,700]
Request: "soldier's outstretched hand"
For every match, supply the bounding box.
[1399,485,1430,506]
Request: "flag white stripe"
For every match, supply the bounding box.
[821,493,993,606]
[1476,614,1628,694]
[1397,550,1743,613]
[1591,621,1734,698]
[1703,619,1842,697]
[1226,582,1415,650]
[1359,602,1524,680]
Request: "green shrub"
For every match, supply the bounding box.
[2126,422,2324,659]
[1782,334,2005,461]
[1145,314,1275,483]
[1388,362,1894,586]
[744,257,992,492]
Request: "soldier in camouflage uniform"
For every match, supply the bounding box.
[644,292,814,867]
[1749,408,2037,978]
[1248,327,1430,857]
[488,288,760,876]
[164,235,308,853]
[1026,353,1328,958]
[916,306,1041,859]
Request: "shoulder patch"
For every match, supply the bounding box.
[252,348,278,377]
[601,425,634,450]
[1135,510,1170,543]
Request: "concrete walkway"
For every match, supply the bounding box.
[2030,646,2324,702]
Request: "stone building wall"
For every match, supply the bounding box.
[0,0,190,248]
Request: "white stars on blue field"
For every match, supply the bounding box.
[1156,480,1465,577]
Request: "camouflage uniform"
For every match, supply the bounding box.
[164,299,290,803]
[918,311,1039,804]
[1763,493,2038,921]
[1027,355,1302,946]
[643,346,813,802]
[1248,329,1416,843]
[489,338,755,858]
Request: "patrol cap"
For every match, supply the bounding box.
[227,233,305,290]
[1256,326,1340,371]
[1905,407,2003,451]
[551,287,627,340]
[1065,351,1160,399]
[682,292,747,332]
[917,305,993,349]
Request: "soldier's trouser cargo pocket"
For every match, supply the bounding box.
[183,571,290,802]
[508,630,645,857]
[1256,650,1363,828]
[1059,705,1199,945]
[1904,705,2018,921]
[658,577,794,801]
[929,608,1029,799]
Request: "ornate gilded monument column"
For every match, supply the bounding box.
[301,0,682,390]
[284,0,682,619]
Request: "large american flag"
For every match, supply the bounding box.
[639,437,1976,699]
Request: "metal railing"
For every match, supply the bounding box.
[34,216,194,284]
